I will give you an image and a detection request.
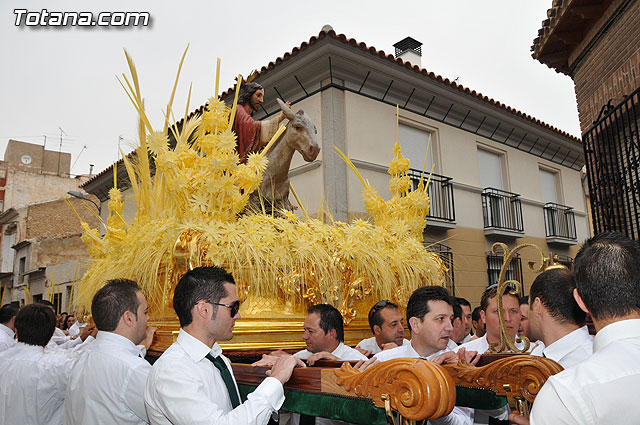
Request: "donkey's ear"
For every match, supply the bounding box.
[296,110,304,115]
[277,98,295,120]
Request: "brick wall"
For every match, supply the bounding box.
[572,0,640,133]
[26,197,100,239]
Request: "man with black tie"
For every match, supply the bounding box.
[145,266,302,425]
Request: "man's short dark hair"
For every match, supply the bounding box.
[520,295,529,306]
[173,266,235,327]
[15,304,55,347]
[456,298,471,309]
[480,286,519,312]
[367,300,400,333]
[451,298,462,322]
[0,304,19,324]
[472,306,482,322]
[574,232,640,320]
[91,279,141,331]
[529,268,585,326]
[308,304,344,342]
[237,82,263,106]
[35,299,55,308]
[406,286,451,333]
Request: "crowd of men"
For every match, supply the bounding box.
[0,231,638,425]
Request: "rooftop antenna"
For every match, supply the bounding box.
[58,126,68,176]
[41,135,47,172]
[71,145,87,173]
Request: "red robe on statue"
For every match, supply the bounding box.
[232,105,263,164]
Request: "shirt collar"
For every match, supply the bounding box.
[176,328,221,362]
[95,330,141,356]
[14,341,45,353]
[594,319,640,352]
[543,326,590,360]
[0,323,14,339]
[330,342,345,356]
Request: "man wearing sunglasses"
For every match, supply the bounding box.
[145,266,303,425]
[356,300,409,356]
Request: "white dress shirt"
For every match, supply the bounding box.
[373,341,472,425]
[0,342,76,425]
[0,323,15,352]
[293,342,367,361]
[456,334,531,355]
[531,319,640,425]
[145,329,284,425]
[356,336,410,355]
[64,331,151,425]
[541,325,593,369]
[67,321,87,337]
[51,327,72,345]
[456,335,537,425]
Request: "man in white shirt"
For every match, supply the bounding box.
[511,232,640,425]
[145,266,302,425]
[0,303,18,352]
[527,268,593,369]
[449,299,466,346]
[293,304,367,364]
[458,286,533,424]
[0,303,77,425]
[457,298,473,343]
[373,286,473,425]
[65,278,155,425]
[458,286,527,354]
[471,306,485,339]
[34,300,96,352]
[518,296,532,340]
[356,300,409,356]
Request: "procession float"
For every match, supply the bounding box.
[71,48,563,423]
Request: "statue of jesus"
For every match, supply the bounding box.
[232,82,290,163]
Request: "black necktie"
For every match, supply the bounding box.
[205,353,240,408]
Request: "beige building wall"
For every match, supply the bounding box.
[1,163,86,211]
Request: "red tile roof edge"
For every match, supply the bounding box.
[220,29,580,142]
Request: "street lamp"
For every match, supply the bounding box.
[67,190,100,211]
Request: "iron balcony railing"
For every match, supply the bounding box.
[543,203,577,240]
[407,169,455,222]
[583,85,640,239]
[425,242,455,296]
[486,253,524,296]
[481,188,524,232]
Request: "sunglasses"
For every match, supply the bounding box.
[211,300,241,317]
[368,300,395,320]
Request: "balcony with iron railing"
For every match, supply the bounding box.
[425,242,455,295]
[407,169,456,228]
[486,252,524,296]
[543,203,577,245]
[481,188,524,238]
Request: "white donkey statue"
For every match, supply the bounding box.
[247,99,320,213]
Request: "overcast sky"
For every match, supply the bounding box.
[0,0,578,177]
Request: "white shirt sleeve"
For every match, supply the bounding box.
[123,362,152,423]
[530,382,580,425]
[429,406,473,425]
[146,361,284,425]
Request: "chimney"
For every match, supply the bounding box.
[393,37,422,67]
[89,164,94,176]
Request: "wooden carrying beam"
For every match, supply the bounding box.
[232,355,563,421]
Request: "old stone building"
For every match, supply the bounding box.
[0,140,98,309]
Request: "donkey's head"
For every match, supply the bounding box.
[278,99,320,162]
